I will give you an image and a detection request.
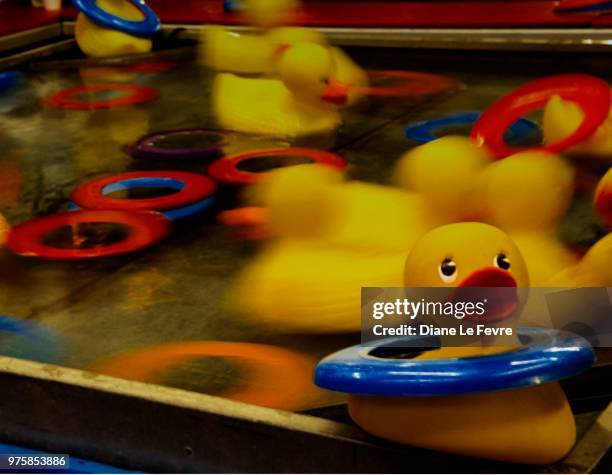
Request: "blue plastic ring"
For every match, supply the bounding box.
[0,315,63,363]
[162,196,215,221]
[0,71,21,93]
[73,0,161,37]
[68,177,215,221]
[314,327,595,396]
[404,111,540,144]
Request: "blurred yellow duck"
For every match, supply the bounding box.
[200,25,328,74]
[213,43,366,137]
[201,0,310,69]
[227,140,492,333]
[484,150,581,286]
[397,137,610,287]
[350,223,577,466]
[393,135,492,223]
[543,94,612,159]
[253,164,430,252]
[486,152,612,287]
[226,241,407,333]
[227,165,413,333]
[75,0,152,58]
[253,137,491,251]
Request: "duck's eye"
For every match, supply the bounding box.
[438,258,457,283]
[321,78,330,85]
[494,253,511,270]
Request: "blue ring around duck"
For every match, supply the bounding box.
[73,0,161,37]
[314,327,595,396]
[404,111,540,144]
[0,315,63,363]
[67,177,215,221]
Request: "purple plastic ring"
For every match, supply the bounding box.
[125,128,229,160]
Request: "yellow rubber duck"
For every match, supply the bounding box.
[226,241,407,333]
[75,0,152,58]
[255,137,492,250]
[483,150,580,286]
[200,0,313,71]
[199,25,327,74]
[226,165,416,333]
[251,164,432,252]
[392,135,492,222]
[226,146,491,333]
[543,94,612,159]
[395,137,606,287]
[349,383,575,465]
[349,222,577,465]
[404,221,528,352]
[212,43,365,137]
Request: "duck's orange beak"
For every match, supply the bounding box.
[321,81,351,105]
[451,267,518,323]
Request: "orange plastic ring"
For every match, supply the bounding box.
[89,341,324,410]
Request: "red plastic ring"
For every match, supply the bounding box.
[45,84,158,110]
[6,210,171,259]
[71,171,217,211]
[471,74,611,159]
[358,70,458,97]
[207,147,346,185]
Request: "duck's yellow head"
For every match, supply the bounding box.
[484,151,574,232]
[278,43,350,106]
[405,223,529,322]
[393,136,492,220]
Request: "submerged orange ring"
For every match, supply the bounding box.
[89,341,323,410]
[218,207,272,240]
